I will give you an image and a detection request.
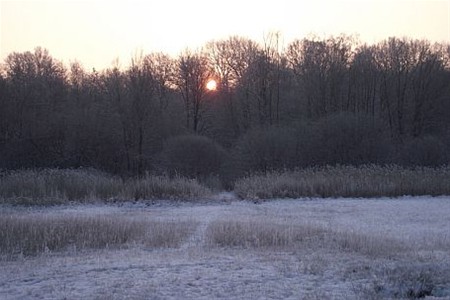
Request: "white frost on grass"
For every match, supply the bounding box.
[1,196,450,299]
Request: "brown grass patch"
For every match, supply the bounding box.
[0,213,196,259]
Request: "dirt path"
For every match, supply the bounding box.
[180,205,222,249]
[181,192,238,249]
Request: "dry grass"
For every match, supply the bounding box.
[142,220,197,249]
[124,175,212,201]
[0,213,196,259]
[358,262,450,299]
[234,165,450,199]
[0,169,212,205]
[206,218,448,298]
[1,198,449,299]
[331,230,407,259]
[0,169,122,204]
[206,220,326,248]
[206,219,408,259]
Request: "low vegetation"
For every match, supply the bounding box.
[360,263,450,299]
[206,219,407,258]
[0,213,196,258]
[1,199,449,298]
[0,169,212,205]
[2,165,450,205]
[206,220,326,248]
[125,175,212,201]
[234,165,450,199]
[206,218,450,298]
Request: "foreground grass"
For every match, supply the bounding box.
[0,213,196,258]
[234,165,450,199]
[205,220,407,258]
[1,198,449,299]
[0,169,212,205]
[206,219,450,298]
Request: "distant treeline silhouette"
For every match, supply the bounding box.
[1,35,449,183]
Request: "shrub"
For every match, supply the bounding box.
[399,135,448,167]
[232,127,297,176]
[228,113,391,181]
[313,112,390,165]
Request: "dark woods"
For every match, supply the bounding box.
[1,36,450,183]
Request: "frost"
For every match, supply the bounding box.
[1,196,449,299]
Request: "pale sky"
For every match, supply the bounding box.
[1,0,449,70]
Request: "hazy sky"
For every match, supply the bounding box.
[1,0,449,70]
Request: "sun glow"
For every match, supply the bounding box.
[206,79,217,91]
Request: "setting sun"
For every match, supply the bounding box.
[206,79,217,91]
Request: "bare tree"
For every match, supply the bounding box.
[286,36,354,119]
[206,36,260,134]
[2,36,450,173]
[374,38,448,139]
[174,50,212,133]
[2,47,67,167]
[409,41,447,137]
[348,44,380,116]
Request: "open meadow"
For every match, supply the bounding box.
[1,194,450,299]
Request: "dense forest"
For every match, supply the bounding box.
[1,35,450,185]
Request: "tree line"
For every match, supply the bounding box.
[1,35,450,184]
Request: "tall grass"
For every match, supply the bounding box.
[234,165,450,199]
[0,214,196,258]
[0,169,212,205]
[206,219,406,258]
[124,175,212,201]
[333,230,407,258]
[0,169,123,204]
[206,220,326,248]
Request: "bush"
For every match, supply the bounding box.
[157,135,228,179]
[227,114,391,182]
[312,112,390,165]
[399,135,448,167]
[232,127,297,176]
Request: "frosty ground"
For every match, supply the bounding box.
[1,195,450,299]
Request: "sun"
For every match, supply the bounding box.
[206,79,217,91]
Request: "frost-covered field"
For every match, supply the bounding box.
[1,195,450,299]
